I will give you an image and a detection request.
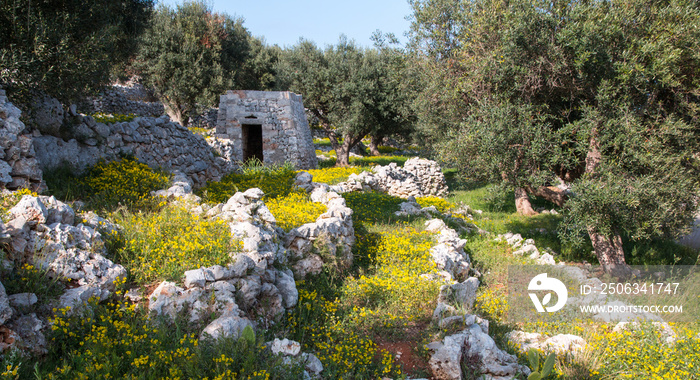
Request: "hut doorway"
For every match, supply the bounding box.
[242,124,263,163]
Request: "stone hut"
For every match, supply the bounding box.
[215,91,317,169]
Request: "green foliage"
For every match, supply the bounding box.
[0,0,154,102]
[135,1,264,125]
[527,349,555,380]
[343,192,404,224]
[90,112,136,124]
[0,263,64,305]
[411,0,700,266]
[276,36,415,166]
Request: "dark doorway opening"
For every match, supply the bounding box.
[242,124,263,162]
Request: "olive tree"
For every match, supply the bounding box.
[0,0,154,103]
[135,1,254,126]
[410,0,700,274]
[277,37,415,166]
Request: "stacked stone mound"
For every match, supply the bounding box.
[148,188,299,342]
[0,90,44,191]
[286,172,356,278]
[33,114,233,188]
[82,82,164,117]
[331,158,448,198]
[428,322,530,380]
[424,219,472,282]
[0,193,126,354]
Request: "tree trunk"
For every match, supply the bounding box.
[515,187,538,216]
[525,185,569,207]
[369,135,382,156]
[587,227,633,278]
[164,103,187,127]
[335,141,351,167]
[584,128,632,277]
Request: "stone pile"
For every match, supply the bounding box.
[0,90,44,191]
[331,158,448,198]
[428,322,530,380]
[148,188,299,341]
[0,193,126,354]
[495,232,556,265]
[424,219,472,282]
[33,113,233,188]
[286,172,356,278]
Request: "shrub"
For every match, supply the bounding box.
[0,263,64,304]
[266,191,326,232]
[109,205,241,284]
[44,157,170,211]
[343,192,404,224]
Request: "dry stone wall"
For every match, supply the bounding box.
[215,91,317,169]
[331,157,449,198]
[80,82,164,117]
[33,114,234,188]
[0,90,44,191]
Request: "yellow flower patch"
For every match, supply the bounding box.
[266,191,326,232]
[82,157,169,210]
[110,205,241,284]
[417,196,452,213]
[304,167,366,185]
[342,227,440,329]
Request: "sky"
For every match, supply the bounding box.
[159,0,415,48]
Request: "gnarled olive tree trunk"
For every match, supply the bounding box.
[515,187,538,216]
[585,128,630,276]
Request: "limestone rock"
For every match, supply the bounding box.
[0,281,12,325]
[429,324,529,380]
[270,338,302,356]
[201,315,254,341]
[8,293,38,309]
[275,270,298,309]
[508,331,587,355]
[8,195,47,224]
